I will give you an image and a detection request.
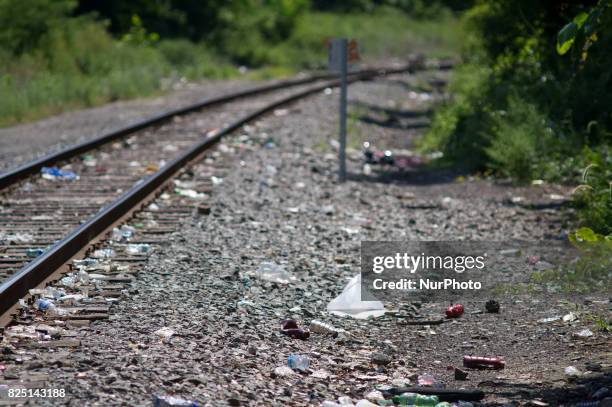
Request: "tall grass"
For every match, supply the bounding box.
[0,9,461,127]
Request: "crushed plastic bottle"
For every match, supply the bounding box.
[36,298,52,312]
[126,243,151,255]
[326,274,385,319]
[309,320,343,337]
[26,248,45,258]
[36,299,69,317]
[392,392,439,406]
[41,166,78,181]
[256,262,295,284]
[111,225,135,242]
[152,394,197,407]
[287,355,310,371]
[92,248,115,259]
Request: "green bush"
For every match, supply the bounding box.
[572,149,612,235]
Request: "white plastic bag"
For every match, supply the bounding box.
[327,274,385,319]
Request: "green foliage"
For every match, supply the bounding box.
[571,150,612,235]
[422,1,612,182]
[557,0,611,61]
[0,0,77,55]
[485,97,553,182]
[0,0,462,126]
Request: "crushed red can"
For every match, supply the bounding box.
[281,319,299,330]
[281,328,310,340]
[446,303,464,318]
[463,355,505,370]
[280,319,310,340]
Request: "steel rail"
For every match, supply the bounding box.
[0,61,446,319]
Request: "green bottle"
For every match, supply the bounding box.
[392,392,439,406]
[435,403,452,407]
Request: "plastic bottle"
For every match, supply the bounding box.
[287,355,310,371]
[309,320,342,337]
[26,248,45,258]
[392,392,439,406]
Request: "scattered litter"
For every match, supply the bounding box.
[111,225,135,242]
[273,108,289,116]
[36,298,52,312]
[29,287,65,299]
[82,155,97,167]
[73,258,98,268]
[538,316,561,324]
[126,244,151,255]
[564,365,581,378]
[575,329,594,338]
[309,320,343,337]
[0,232,33,244]
[92,248,115,259]
[445,304,464,318]
[148,203,160,211]
[327,274,385,319]
[273,366,296,377]
[322,205,335,215]
[563,312,578,323]
[35,299,69,316]
[26,248,45,258]
[211,176,223,185]
[58,294,87,304]
[175,188,205,199]
[526,255,540,265]
[256,262,295,284]
[393,392,439,405]
[463,356,505,370]
[417,373,443,388]
[152,394,196,407]
[287,354,309,371]
[280,319,310,340]
[485,300,500,313]
[448,365,469,380]
[41,166,78,181]
[154,327,176,343]
[363,142,424,169]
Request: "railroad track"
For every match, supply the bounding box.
[0,59,451,328]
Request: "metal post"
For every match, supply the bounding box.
[338,39,348,182]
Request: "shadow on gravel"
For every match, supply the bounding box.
[347,167,468,186]
[350,101,433,119]
[480,369,612,405]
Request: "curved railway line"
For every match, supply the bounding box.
[0,59,452,327]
